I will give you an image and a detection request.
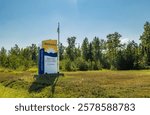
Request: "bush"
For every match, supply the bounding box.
[76,58,89,71]
[64,59,77,71]
[93,61,102,70]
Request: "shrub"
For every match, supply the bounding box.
[93,61,102,70]
[76,58,89,71]
[64,59,77,71]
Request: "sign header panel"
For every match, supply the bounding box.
[42,40,57,53]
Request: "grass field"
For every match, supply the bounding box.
[0,68,150,98]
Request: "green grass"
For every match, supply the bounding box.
[0,69,150,98]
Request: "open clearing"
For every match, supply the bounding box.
[0,69,150,98]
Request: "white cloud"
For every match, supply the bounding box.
[121,38,129,44]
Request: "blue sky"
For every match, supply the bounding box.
[0,0,150,49]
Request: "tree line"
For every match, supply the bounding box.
[0,44,38,70]
[0,22,150,71]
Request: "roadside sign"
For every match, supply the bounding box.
[38,39,58,74]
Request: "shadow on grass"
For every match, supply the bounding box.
[0,78,29,90]
[28,74,59,97]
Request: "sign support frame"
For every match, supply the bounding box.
[57,22,60,73]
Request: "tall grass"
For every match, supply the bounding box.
[0,69,150,98]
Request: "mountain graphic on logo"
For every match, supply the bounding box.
[44,48,57,57]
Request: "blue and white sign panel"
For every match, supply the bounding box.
[44,52,57,74]
[38,40,58,75]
